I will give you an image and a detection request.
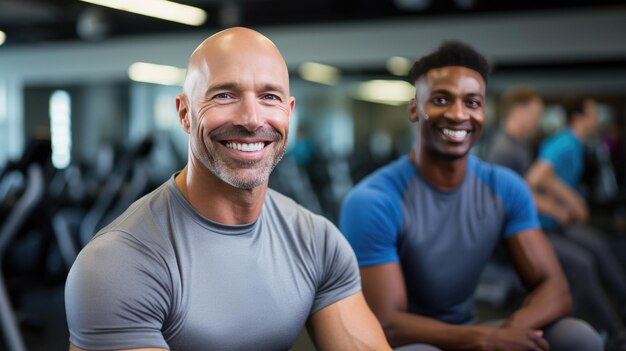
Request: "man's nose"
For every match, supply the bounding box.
[444,100,468,121]
[236,95,262,131]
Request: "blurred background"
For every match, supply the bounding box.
[0,0,626,350]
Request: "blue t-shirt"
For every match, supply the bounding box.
[538,129,584,229]
[339,155,539,324]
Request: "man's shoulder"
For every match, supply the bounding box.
[265,189,332,229]
[265,189,353,258]
[350,155,415,199]
[339,157,412,237]
[541,129,574,150]
[90,179,175,251]
[266,188,312,215]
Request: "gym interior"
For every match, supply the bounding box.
[0,1,625,350]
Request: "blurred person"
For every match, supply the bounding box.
[601,121,625,192]
[525,98,626,349]
[340,41,603,351]
[65,27,391,351]
[486,88,541,175]
[487,88,584,226]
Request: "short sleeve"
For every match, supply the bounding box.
[495,168,541,238]
[539,136,567,167]
[65,231,171,350]
[311,221,361,314]
[339,185,402,267]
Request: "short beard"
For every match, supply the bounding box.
[191,124,286,190]
[206,143,285,190]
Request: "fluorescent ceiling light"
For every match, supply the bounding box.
[128,62,186,86]
[355,80,415,106]
[298,62,341,85]
[80,0,207,26]
[0,31,6,46]
[386,56,413,77]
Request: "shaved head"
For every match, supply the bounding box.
[176,27,295,190]
[183,27,290,104]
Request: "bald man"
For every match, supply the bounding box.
[65,27,390,351]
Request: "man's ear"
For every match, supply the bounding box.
[176,94,191,134]
[408,98,419,123]
[288,96,296,121]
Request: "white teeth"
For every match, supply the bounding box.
[442,128,468,138]
[225,142,265,152]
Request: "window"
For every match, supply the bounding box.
[49,90,72,169]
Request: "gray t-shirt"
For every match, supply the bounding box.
[65,175,360,351]
[485,129,533,176]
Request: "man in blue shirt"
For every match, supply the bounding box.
[340,42,603,351]
[528,99,596,229]
[526,99,626,348]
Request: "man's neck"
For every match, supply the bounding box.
[410,147,468,191]
[570,123,587,141]
[175,164,267,226]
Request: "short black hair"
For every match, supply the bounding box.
[563,98,590,125]
[408,41,490,84]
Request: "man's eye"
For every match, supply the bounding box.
[466,100,481,108]
[214,93,231,99]
[432,97,447,105]
[262,94,280,101]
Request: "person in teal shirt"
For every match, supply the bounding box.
[527,98,626,350]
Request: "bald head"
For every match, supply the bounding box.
[183,27,290,99]
[175,27,295,191]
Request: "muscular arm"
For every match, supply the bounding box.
[526,160,588,222]
[307,292,391,351]
[360,263,549,351]
[70,345,166,351]
[503,228,571,329]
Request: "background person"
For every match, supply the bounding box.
[526,98,626,350]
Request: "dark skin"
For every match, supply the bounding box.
[361,66,571,351]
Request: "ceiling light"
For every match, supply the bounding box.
[80,0,207,26]
[386,56,413,77]
[355,80,415,106]
[128,62,186,86]
[0,31,6,46]
[298,62,341,85]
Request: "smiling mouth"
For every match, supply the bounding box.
[441,128,469,138]
[223,141,268,152]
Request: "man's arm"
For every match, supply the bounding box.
[526,160,588,222]
[360,263,549,351]
[70,345,166,351]
[306,292,391,351]
[503,228,571,329]
[531,191,571,225]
